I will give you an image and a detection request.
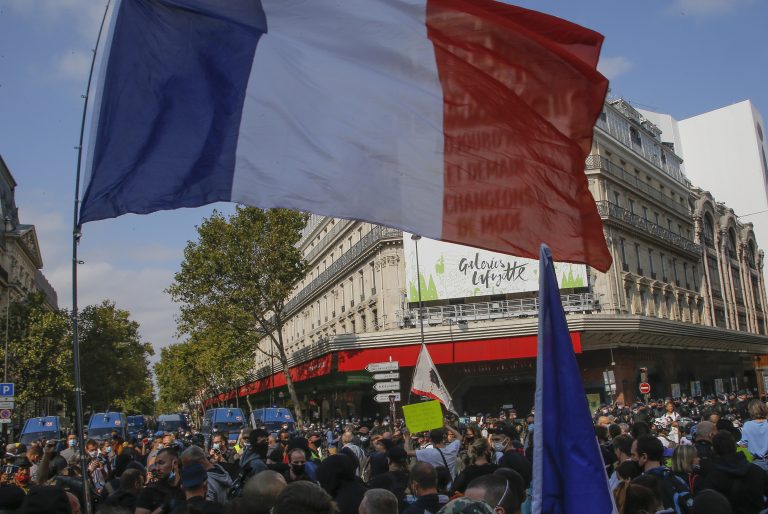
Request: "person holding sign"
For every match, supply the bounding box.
[403,421,462,486]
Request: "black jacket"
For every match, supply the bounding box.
[402,493,443,514]
[696,453,767,514]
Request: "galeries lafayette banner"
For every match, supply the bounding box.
[403,233,587,301]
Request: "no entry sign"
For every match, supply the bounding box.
[639,382,651,395]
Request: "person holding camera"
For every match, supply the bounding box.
[135,447,184,514]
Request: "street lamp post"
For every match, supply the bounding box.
[410,235,426,405]
[411,235,426,348]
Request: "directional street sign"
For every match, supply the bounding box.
[365,361,399,373]
[0,384,14,397]
[372,372,399,381]
[0,397,13,403]
[0,402,13,410]
[373,381,400,392]
[374,393,401,403]
[0,410,11,420]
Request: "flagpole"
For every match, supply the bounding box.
[410,234,426,404]
[71,3,111,513]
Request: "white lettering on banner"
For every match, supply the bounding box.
[403,233,586,301]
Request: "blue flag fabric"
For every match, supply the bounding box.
[532,244,617,514]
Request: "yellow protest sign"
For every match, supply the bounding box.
[586,393,601,414]
[402,400,444,433]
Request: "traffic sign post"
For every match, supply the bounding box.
[374,393,401,403]
[365,361,399,373]
[373,381,400,392]
[0,384,14,397]
[372,372,399,381]
[367,360,400,421]
[639,382,651,403]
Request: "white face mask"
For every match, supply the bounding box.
[105,446,112,454]
[157,444,165,450]
[492,441,506,453]
[212,443,221,451]
[88,450,98,458]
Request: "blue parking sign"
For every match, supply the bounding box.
[0,384,14,397]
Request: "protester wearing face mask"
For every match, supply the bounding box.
[84,439,107,496]
[283,448,313,483]
[135,447,185,514]
[490,426,531,493]
[452,438,498,494]
[60,434,80,464]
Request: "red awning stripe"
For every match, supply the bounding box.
[337,333,581,371]
[204,334,581,404]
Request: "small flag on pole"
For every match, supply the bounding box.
[411,344,456,414]
[532,244,617,514]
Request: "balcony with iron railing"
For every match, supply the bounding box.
[285,226,402,315]
[396,293,595,327]
[303,219,353,264]
[595,104,687,185]
[595,201,700,256]
[585,155,689,217]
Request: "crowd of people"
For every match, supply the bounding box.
[0,391,766,514]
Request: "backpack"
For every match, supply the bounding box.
[647,467,694,514]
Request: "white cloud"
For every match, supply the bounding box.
[671,0,757,16]
[46,260,182,361]
[597,56,633,80]
[22,207,182,363]
[53,51,91,82]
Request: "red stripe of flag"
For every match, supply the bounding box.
[427,0,611,271]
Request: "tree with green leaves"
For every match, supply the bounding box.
[154,330,252,419]
[167,207,308,424]
[0,293,72,417]
[77,300,155,414]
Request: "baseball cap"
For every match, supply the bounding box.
[180,463,207,489]
[493,425,518,439]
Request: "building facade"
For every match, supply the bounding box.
[207,100,768,419]
[641,100,768,256]
[0,156,58,311]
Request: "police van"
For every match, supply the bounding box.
[249,408,295,435]
[87,412,127,441]
[20,416,70,445]
[201,407,246,447]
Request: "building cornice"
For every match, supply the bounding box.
[268,313,768,376]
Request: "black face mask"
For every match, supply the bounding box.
[254,443,269,459]
[291,464,305,475]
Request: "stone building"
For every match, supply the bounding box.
[206,100,768,418]
[0,156,58,311]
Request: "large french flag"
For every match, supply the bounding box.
[81,0,611,271]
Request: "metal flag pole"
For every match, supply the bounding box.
[71,3,111,513]
[409,234,426,404]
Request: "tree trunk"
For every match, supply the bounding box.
[275,336,304,427]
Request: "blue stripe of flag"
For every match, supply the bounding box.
[532,244,616,514]
[80,0,267,223]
